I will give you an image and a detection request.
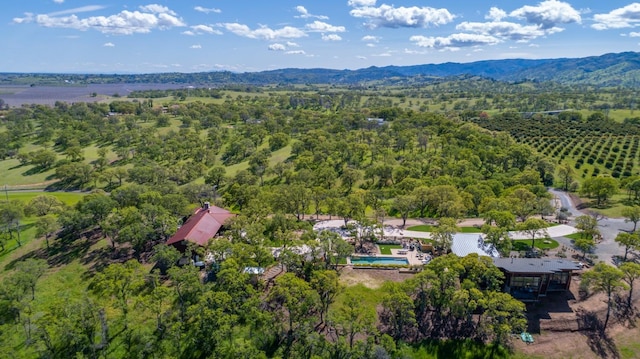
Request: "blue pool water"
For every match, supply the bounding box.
[350,256,409,265]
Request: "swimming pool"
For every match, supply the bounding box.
[350,256,409,265]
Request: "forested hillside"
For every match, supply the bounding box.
[2,51,640,87]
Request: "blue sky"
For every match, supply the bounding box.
[4,1,640,73]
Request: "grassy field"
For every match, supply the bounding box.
[5,191,86,206]
[0,191,86,264]
[0,158,57,187]
[0,143,114,188]
[583,193,630,218]
[224,143,293,177]
[0,219,37,266]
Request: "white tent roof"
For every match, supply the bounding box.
[451,233,500,258]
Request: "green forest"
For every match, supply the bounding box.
[1,81,640,358]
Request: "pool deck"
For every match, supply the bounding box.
[388,248,430,265]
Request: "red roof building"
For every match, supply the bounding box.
[167,202,235,250]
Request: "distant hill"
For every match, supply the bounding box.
[2,51,640,87]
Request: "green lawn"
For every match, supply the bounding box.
[513,238,560,251]
[407,225,434,232]
[564,232,583,241]
[406,225,482,233]
[378,243,402,255]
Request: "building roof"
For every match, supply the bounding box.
[451,233,500,258]
[166,204,235,247]
[492,258,581,274]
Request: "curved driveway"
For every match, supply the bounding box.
[550,188,627,265]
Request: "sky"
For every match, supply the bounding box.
[4,1,640,74]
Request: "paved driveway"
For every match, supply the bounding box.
[550,189,628,264]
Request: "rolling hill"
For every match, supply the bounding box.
[2,51,640,87]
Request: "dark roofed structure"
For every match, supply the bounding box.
[492,258,581,274]
[167,202,235,251]
[492,258,582,302]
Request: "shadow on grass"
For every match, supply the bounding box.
[80,244,133,279]
[407,338,511,359]
[21,165,50,176]
[5,234,93,271]
[8,163,26,170]
[576,308,620,359]
[3,228,115,274]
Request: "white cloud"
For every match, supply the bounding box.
[286,50,306,55]
[457,21,552,42]
[13,13,34,24]
[53,0,64,3]
[357,55,367,59]
[630,32,640,37]
[190,24,222,35]
[410,33,501,50]
[103,42,115,47]
[47,5,106,17]
[486,7,507,21]
[361,35,380,42]
[295,6,328,20]
[182,30,195,36]
[403,48,427,55]
[286,41,299,47]
[322,34,342,41]
[194,6,221,14]
[442,2,576,46]
[510,0,581,29]
[348,0,377,7]
[305,21,345,32]
[366,43,376,47]
[139,4,176,16]
[190,44,202,49]
[592,3,640,30]
[349,4,455,29]
[268,43,286,51]
[14,6,185,35]
[220,23,307,40]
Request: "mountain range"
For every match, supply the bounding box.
[2,51,640,87]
